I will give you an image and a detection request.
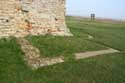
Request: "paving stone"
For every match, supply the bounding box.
[75,48,119,60]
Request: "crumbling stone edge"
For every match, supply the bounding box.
[17,38,120,70]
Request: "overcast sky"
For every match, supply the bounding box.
[66,0,125,20]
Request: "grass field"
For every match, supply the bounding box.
[0,16,125,83]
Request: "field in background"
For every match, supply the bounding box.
[68,16,125,24]
[0,16,125,83]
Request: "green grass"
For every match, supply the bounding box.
[0,16,125,83]
[27,36,107,58]
[67,16,125,51]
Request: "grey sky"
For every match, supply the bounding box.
[66,0,125,20]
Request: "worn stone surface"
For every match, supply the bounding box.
[0,0,72,37]
[75,48,119,60]
[17,38,64,69]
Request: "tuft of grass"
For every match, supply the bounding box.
[27,35,107,57]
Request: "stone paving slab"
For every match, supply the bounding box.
[75,48,119,60]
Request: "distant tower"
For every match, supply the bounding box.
[91,13,95,21]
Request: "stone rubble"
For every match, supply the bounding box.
[17,38,64,69]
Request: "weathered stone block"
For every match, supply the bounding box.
[0,0,72,37]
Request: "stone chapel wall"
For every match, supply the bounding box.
[0,0,72,37]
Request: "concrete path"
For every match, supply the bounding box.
[75,48,119,60]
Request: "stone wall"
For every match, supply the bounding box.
[0,0,72,37]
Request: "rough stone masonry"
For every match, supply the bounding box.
[0,0,72,37]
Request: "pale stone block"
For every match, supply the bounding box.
[0,0,72,37]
